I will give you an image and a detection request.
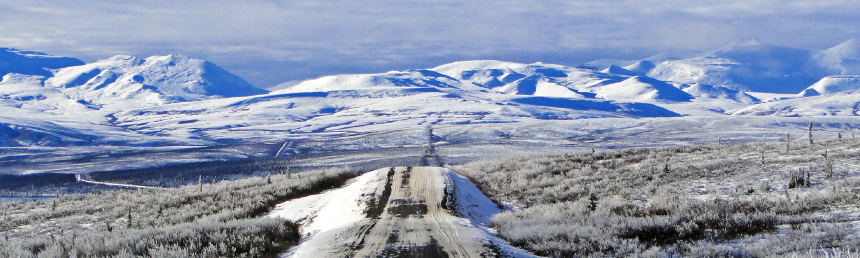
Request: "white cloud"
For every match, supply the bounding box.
[0,0,857,87]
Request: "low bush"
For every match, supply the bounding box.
[0,167,357,257]
[454,139,860,257]
[0,218,297,258]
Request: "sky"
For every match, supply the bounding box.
[1,0,859,89]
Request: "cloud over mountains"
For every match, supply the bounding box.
[1,1,858,88]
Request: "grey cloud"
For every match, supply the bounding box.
[0,0,858,88]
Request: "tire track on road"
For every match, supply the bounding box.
[346,167,483,258]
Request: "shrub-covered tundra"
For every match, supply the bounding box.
[454,139,860,257]
[0,167,356,258]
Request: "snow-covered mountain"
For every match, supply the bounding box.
[798,75,860,97]
[6,43,860,174]
[602,39,860,95]
[431,60,697,103]
[812,38,860,76]
[0,51,271,146]
[735,76,860,117]
[109,64,680,143]
[733,90,860,117]
[6,39,860,149]
[601,65,639,76]
[0,50,695,147]
[45,55,267,108]
[681,83,759,104]
[647,40,819,93]
[623,60,657,76]
[0,48,84,78]
[593,76,692,102]
[1,52,267,112]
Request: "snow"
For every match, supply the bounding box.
[594,76,693,103]
[813,38,860,75]
[268,167,539,258]
[10,43,860,256]
[600,65,638,76]
[647,57,742,90]
[267,170,381,257]
[269,169,384,238]
[733,92,860,117]
[3,42,860,171]
[266,80,303,91]
[0,50,841,151]
[584,53,676,70]
[0,50,275,147]
[431,60,532,78]
[279,70,462,93]
[46,54,267,109]
[682,83,759,104]
[645,40,842,93]
[532,80,586,98]
[623,60,656,75]
[0,48,84,78]
[799,75,860,96]
[431,60,627,97]
[745,92,797,103]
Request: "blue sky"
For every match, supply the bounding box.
[1,0,859,88]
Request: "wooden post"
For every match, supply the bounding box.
[808,122,814,145]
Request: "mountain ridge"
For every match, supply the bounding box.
[0,48,84,79]
[4,41,860,148]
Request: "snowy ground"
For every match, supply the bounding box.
[3,114,857,175]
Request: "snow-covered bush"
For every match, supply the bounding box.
[453,139,860,257]
[0,167,356,257]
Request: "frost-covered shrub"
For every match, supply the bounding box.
[0,167,356,257]
[454,139,860,257]
[1,218,298,258]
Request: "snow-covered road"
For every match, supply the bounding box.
[270,166,538,258]
[75,174,162,189]
[346,166,483,257]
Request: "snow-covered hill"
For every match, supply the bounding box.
[647,41,819,93]
[593,76,693,103]
[432,60,696,103]
[812,38,860,76]
[623,60,656,76]
[282,69,467,93]
[0,51,270,147]
[798,75,860,97]
[109,67,680,143]
[682,83,759,104]
[5,41,860,152]
[0,48,84,78]
[733,90,860,116]
[431,60,602,93]
[46,55,267,108]
[600,65,639,76]
[608,39,860,94]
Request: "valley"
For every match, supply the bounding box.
[3,39,860,257]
